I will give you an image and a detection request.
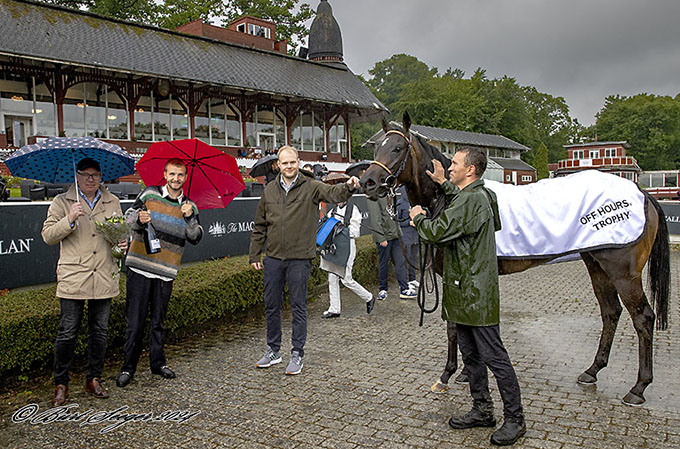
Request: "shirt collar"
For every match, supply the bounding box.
[78,187,101,210]
[162,184,184,202]
[279,173,300,193]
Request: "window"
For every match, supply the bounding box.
[34,82,57,137]
[247,23,270,38]
[134,95,153,141]
[237,24,245,33]
[505,175,511,181]
[663,172,677,187]
[650,173,664,188]
[605,147,617,157]
[589,150,600,159]
[171,98,189,139]
[329,116,347,155]
[291,111,324,151]
[572,150,584,159]
[194,100,210,144]
[521,175,533,182]
[638,173,650,188]
[106,88,128,140]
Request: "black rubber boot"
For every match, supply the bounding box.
[448,406,496,429]
[490,416,526,446]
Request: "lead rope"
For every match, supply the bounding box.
[417,241,439,326]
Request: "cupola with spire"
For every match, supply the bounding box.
[307,0,344,64]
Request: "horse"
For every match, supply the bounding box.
[359,111,670,406]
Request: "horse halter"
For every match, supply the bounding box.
[370,130,414,217]
[370,130,412,186]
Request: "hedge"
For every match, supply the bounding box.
[0,236,378,377]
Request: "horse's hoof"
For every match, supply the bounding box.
[622,392,645,406]
[454,372,469,384]
[577,372,597,384]
[431,380,449,393]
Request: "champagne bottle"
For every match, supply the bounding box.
[141,205,161,254]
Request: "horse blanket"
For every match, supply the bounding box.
[485,171,647,259]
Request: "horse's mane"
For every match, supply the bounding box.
[386,122,452,172]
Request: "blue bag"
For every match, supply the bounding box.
[316,216,341,248]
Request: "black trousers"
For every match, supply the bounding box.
[54,298,111,385]
[122,269,173,374]
[456,323,523,419]
[263,257,312,357]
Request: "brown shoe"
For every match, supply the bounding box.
[51,384,68,407]
[85,378,109,399]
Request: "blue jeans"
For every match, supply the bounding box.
[377,239,408,292]
[54,298,111,385]
[263,257,312,357]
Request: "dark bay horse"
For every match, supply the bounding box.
[359,112,670,406]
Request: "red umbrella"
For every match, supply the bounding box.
[136,139,245,209]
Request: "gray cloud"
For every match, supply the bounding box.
[305,0,680,125]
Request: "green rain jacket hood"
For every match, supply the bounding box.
[414,179,501,326]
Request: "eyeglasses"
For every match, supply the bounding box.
[77,171,102,181]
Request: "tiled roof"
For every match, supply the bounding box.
[409,124,530,151]
[0,0,386,113]
[491,157,536,171]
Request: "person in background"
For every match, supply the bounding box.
[366,196,415,300]
[396,185,419,295]
[250,146,360,375]
[117,158,203,388]
[320,200,375,318]
[42,157,126,406]
[410,149,525,446]
[265,160,279,185]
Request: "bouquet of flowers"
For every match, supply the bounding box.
[94,213,131,260]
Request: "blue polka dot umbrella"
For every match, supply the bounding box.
[5,136,135,183]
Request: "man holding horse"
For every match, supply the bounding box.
[409,148,525,446]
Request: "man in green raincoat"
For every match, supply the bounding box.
[409,148,525,447]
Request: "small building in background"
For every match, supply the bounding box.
[555,141,640,181]
[364,123,536,185]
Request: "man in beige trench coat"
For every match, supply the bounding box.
[42,157,126,406]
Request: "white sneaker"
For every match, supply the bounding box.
[409,280,420,290]
[377,290,387,300]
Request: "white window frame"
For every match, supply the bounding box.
[521,175,532,182]
[589,150,600,159]
[573,150,584,159]
[604,147,617,158]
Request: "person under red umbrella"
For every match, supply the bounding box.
[135,138,245,210]
[117,158,203,388]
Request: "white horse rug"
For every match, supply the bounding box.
[485,171,647,259]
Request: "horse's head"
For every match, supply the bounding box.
[360,111,413,200]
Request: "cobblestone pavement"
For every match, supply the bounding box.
[1,253,679,449]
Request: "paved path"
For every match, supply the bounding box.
[1,253,679,448]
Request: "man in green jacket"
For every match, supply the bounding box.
[410,148,525,446]
[250,146,360,375]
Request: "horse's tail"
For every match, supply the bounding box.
[644,191,670,330]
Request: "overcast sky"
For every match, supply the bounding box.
[301,0,680,126]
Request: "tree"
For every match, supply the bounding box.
[365,54,437,113]
[533,142,550,180]
[350,120,380,161]
[595,94,680,170]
